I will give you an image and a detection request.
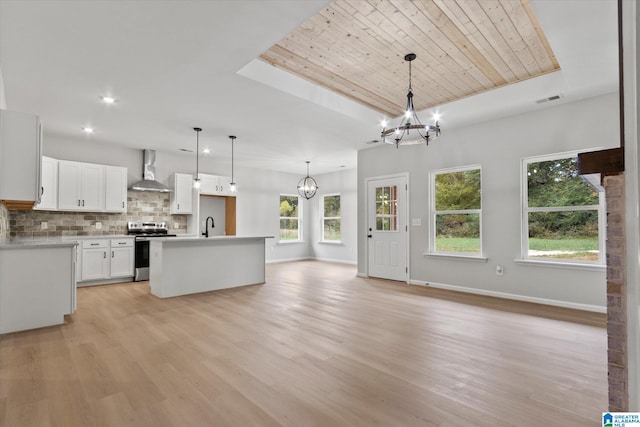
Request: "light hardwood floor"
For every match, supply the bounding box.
[0,261,606,426]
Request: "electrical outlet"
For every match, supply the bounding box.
[95,222,102,230]
[496,265,504,276]
[174,223,180,229]
[41,221,48,230]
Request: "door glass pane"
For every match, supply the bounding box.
[375,185,398,231]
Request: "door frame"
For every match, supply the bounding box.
[365,172,410,283]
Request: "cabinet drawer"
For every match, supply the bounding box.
[110,239,133,248]
[82,239,108,249]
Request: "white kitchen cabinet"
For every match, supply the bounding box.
[109,239,134,277]
[81,240,110,281]
[35,156,58,210]
[58,160,105,211]
[0,109,42,209]
[105,165,127,212]
[0,242,76,334]
[78,238,134,283]
[199,173,234,196]
[170,173,193,214]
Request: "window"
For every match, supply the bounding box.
[375,186,399,231]
[431,166,482,255]
[523,153,604,263]
[279,194,301,241]
[321,194,341,242]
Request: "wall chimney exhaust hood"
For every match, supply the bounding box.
[130,149,172,192]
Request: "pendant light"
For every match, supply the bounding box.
[229,135,237,193]
[193,127,202,189]
[297,161,318,200]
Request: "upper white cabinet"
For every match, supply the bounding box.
[199,173,234,196]
[58,160,105,211]
[170,173,193,214]
[105,166,127,212]
[0,109,42,209]
[35,156,58,210]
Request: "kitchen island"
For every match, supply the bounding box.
[0,239,77,333]
[149,236,272,298]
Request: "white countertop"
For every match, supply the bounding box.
[0,238,78,249]
[153,235,274,243]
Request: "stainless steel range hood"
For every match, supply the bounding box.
[130,149,172,192]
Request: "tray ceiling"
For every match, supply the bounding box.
[260,0,560,118]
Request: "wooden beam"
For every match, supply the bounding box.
[225,196,236,236]
[578,147,624,175]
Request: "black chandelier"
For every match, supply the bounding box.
[297,161,318,200]
[381,53,441,148]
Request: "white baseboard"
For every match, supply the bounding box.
[356,272,368,278]
[313,257,357,265]
[267,257,356,265]
[408,279,606,313]
[266,257,312,264]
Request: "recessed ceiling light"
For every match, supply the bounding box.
[101,96,116,104]
[202,148,210,154]
[83,127,94,134]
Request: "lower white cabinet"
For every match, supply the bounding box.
[110,239,134,277]
[81,240,110,281]
[79,238,134,282]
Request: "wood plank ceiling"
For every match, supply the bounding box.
[259,0,560,118]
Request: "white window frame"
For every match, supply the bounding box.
[279,194,302,243]
[320,193,341,243]
[520,151,606,266]
[429,165,483,257]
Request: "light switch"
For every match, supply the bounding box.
[95,222,102,230]
[41,221,48,230]
[174,223,180,229]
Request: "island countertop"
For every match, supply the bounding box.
[149,236,272,298]
[156,235,273,242]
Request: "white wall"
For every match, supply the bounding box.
[308,168,357,264]
[0,63,7,109]
[358,92,619,310]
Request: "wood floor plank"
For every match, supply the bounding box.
[0,260,606,426]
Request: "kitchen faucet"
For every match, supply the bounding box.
[203,216,215,238]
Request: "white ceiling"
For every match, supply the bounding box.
[0,0,618,175]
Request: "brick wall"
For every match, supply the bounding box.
[0,203,8,240]
[604,174,628,411]
[9,191,188,238]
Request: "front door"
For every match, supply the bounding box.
[367,175,408,281]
